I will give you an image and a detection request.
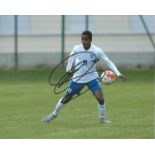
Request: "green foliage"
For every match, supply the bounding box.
[0,70,154,138]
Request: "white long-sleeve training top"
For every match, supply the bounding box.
[66,44,121,83]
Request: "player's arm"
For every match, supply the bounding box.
[100,51,126,81]
[103,56,126,81]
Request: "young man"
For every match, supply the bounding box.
[42,30,126,124]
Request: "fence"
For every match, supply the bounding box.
[0,15,155,69]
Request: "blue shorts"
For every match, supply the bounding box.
[66,79,101,96]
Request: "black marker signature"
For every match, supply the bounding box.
[49,52,101,98]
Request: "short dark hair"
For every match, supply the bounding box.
[81,30,92,40]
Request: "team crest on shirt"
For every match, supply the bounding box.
[90,53,95,59]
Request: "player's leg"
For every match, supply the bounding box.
[87,79,111,124]
[93,89,111,124]
[51,94,73,117]
[42,94,73,123]
[51,81,84,116]
[42,80,84,123]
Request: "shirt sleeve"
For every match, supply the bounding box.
[99,50,121,76]
[66,47,76,72]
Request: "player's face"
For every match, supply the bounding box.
[81,35,91,50]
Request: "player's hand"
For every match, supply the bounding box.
[118,74,127,81]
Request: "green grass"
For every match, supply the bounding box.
[0,69,154,138]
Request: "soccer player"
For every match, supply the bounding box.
[42,30,126,124]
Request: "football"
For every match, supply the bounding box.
[101,70,116,85]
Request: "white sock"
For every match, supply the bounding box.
[52,98,65,116]
[98,104,105,119]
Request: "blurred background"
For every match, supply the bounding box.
[0,15,155,69]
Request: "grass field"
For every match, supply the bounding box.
[0,69,154,138]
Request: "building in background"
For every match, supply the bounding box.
[0,15,155,69]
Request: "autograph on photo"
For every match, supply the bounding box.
[48,52,100,99]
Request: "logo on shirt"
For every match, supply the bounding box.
[90,53,95,59]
